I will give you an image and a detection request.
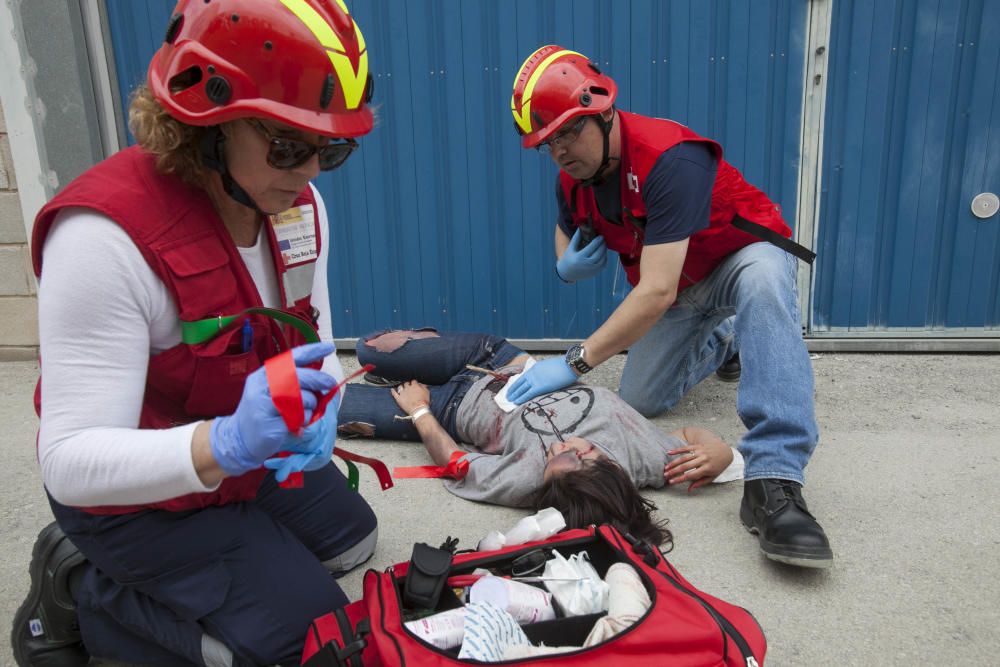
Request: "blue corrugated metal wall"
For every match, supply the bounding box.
[104,0,807,339]
[815,0,1000,331]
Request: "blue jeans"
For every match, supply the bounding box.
[339,329,524,442]
[619,243,818,484]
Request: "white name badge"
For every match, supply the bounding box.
[271,204,317,267]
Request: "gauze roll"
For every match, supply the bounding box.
[542,551,609,616]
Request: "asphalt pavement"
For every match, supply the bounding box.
[2,351,998,666]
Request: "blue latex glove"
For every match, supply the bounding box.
[506,356,578,405]
[264,396,339,483]
[210,342,337,476]
[556,228,607,283]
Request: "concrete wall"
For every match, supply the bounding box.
[0,101,38,360]
[0,1,119,360]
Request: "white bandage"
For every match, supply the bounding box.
[393,404,432,423]
[409,406,432,423]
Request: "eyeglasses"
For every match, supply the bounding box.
[509,549,550,577]
[246,118,358,171]
[536,116,589,154]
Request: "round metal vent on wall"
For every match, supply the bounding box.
[971,192,999,220]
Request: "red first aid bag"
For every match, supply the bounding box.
[301,525,766,666]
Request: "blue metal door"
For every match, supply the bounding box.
[105,0,807,339]
[814,0,1000,333]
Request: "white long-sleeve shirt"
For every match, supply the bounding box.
[37,184,343,507]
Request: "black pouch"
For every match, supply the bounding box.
[402,543,452,610]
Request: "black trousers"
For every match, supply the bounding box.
[49,463,376,666]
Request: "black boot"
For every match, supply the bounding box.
[11,522,90,667]
[740,479,833,568]
[715,353,741,382]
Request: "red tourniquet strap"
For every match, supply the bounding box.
[262,351,376,488]
[334,448,394,490]
[270,452,305,488]
[264,352,305,435]
[394,450,469,480]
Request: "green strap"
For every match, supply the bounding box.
[344,459,360,491]
[182,309,361,486]
[180,307,320,345]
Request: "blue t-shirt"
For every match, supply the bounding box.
[556,141,718,245]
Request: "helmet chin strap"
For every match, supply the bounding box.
[579,110,620,187]
[199,127,264,213]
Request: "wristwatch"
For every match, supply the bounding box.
[565,344,593,375]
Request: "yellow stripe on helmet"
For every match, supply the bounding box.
[280,0,369,110]
[511,48,583,135]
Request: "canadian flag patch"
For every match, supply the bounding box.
[627,169,640,193]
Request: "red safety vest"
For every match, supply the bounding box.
[560,111,791,291]
[32,146,321,515]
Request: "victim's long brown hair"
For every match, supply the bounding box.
[532,457,673,550]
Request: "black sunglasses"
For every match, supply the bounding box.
[509,548,550,577]
[246,119,358,171]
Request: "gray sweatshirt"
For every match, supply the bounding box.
[445,366,686,507]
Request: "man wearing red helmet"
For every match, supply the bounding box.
[507,46,832,569]
[13,2,378,665]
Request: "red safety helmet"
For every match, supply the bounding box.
[148,0,373,138]
[511,45,617,149]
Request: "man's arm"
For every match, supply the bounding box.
[581,239,687,366]
[508,146,713,406]
[555,224,571,259]
[576,143,717,367]
[392,381,462,466]
[506,240,686,405]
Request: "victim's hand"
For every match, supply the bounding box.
[391,380,431,415]
[664,429,734,492]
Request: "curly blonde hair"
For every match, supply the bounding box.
[127,85,210,184]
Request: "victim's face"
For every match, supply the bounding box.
[543,437,604,481]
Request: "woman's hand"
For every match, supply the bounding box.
[207,342,337,478]
[664,427,734,492]
[391,380,431,416]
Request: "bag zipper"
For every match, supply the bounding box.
[651,564,758,665]
[447,534,597,573]
[659,551,765,650]
[374,568,407,666]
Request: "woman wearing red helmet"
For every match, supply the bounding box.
[507,46,832,570]
[13,2,377,665]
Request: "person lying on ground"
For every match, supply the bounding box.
[339,329,742,547]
